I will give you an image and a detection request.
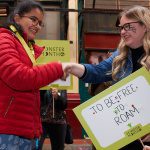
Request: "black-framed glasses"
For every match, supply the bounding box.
[22,15,44,27]
[117,21,140,32]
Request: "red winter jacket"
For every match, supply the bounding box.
[0,28,63,139]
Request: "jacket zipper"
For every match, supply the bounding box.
[4,96,14,118]
[34,92,40,138]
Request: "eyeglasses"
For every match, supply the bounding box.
[117,21,141,32]
[21,15,44,27]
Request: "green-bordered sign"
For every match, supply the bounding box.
[73,67,150,150]
[35,40,72,90]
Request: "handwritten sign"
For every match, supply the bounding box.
[35,40,72,90]
[73,67,150,149]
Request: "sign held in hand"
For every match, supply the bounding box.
[73,67,150,150]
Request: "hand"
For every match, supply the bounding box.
[142,133,150,142]
[51,87,58,99]
[61,63,72,81]
[143,145,150,150]
[62,62,85,78]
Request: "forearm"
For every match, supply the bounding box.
[70,63,85,78]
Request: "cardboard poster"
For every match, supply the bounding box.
[73,67,150,150]
[35,40,72,90]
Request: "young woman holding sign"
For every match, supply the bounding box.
[0,0,68,149]
[66,5,150,150]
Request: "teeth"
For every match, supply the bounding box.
[31,29,36,33]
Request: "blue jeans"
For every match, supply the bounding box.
[0,134,33,150]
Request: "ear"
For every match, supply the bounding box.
[14,14,21,24]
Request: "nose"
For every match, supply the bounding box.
[120,28,126,35]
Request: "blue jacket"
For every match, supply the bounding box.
[82,50,133,84]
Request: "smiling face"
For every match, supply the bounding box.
[119,15,146,49]
[14,8,44,40]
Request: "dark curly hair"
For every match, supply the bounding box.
[5,0,44,34]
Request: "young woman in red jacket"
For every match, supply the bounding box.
[0,0,67,149]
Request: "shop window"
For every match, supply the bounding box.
[0,3,9,25]
[36,7,61,40]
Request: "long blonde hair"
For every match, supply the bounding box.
[112,6,150,80]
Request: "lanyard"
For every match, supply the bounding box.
[9,25,36,66]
